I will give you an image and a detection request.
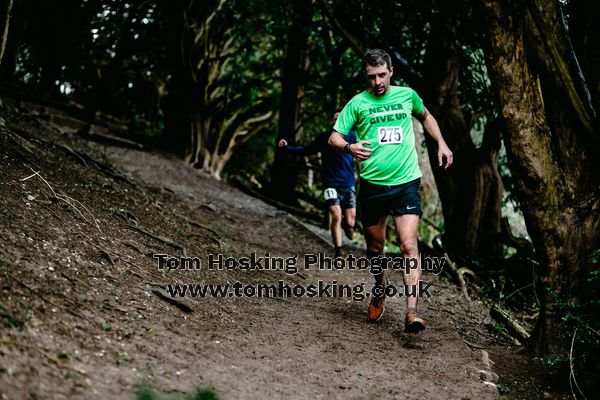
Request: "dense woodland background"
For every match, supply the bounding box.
[1,0,598,394]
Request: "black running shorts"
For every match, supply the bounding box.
[359,178,422,228]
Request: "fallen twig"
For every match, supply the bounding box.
[21,168,102,233]
[490,305,530,343]
[6,130,36,154]
[503,282,534,301]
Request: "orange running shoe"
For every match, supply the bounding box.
[368,296,385,321]
[368,278,388,322]
[404,311,426,333]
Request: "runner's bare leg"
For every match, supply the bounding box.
[343,207,356,229]
[393,214,420,310]
[364,214,388,286]
[329,204,343,248]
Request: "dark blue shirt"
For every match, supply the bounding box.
[285,130,356,188]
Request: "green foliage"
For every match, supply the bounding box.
[137,385,219,400]
[591,249,600,265]
[536,250,600,391]
[534,354,567,368]
[496,382,512,396]
[491,322,506,335]
[7,0,507,184]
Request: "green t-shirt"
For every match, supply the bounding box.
[334,86,424,185]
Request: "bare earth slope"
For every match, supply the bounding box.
[0,103,511,399]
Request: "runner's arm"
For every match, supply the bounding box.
[328,131,372,161]
[277,137,319,156]
[415,107,453,169]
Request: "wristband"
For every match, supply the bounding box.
[344,143,352,154]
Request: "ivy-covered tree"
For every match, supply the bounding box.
[161,0,276,179]
[479,0,600,357]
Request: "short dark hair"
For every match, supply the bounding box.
[363,49,392,72]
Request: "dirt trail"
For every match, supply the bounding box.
[0,104,510,399]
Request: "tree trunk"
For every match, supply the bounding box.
[567,0,600,128]
[480,0,600,356]
[420,3,503,259]
[161,0,197,157]
[269,0,312,205]
[0,0,13,65]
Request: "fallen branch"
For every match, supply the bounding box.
[6,130,36,154]
[0,337,87,375]
[490,305,531,343]
[56,143,88,165]
[77,123,144,150]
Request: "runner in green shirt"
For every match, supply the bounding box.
[329,48,453,332]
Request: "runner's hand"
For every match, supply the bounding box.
[438,142,453,170]
[277,139,288,148]
[349,140,373,160]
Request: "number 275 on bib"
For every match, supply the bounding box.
[378,126,403,145]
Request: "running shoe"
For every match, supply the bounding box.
[368,278,388,322]
[404,311,426,333]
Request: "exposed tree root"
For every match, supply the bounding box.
[127,224,187,256]
[444,252,475,302]
[172,210,222,241]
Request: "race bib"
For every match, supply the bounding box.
[323,188,338,200]
[378,126,403,145]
